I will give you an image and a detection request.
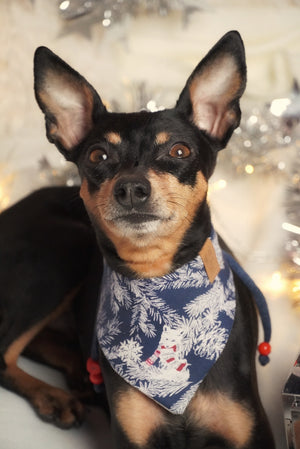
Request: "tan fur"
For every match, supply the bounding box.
[4,286,80,365]
[115,388,166,446]
[187,391,254,447]
[26,328,84,378]
[105,131,122,145]
[155,131,171,145]
[80,171,208,277]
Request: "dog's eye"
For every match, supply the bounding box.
[89,148,108,163]
[169,143,191,159]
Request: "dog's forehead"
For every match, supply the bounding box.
[94,109,194,144]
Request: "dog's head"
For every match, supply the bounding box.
[34,31,246,278]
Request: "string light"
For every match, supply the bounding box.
[270,98,291,117]
[59,1,70,10]
[282,222,300,235]
[245,164,254,174]
[265,271,287,295]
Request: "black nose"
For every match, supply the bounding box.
[114,176,151,209]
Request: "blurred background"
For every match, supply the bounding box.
[0,1,300,448]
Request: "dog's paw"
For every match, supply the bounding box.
[31,386,85,429]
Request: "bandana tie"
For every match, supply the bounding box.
[96,230,236,414]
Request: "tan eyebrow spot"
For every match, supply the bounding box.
[105,131,122,145]
[155,131,171,145]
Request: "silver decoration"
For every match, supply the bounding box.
[57,0,204,37]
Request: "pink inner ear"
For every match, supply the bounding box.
[192,100,237,141]
[50,103,92,150]
[189,55,242,140]
[40,74,94,150]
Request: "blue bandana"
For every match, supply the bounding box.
[96,230,236,414]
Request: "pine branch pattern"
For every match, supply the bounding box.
[97,230,236,414]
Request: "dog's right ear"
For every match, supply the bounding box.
[176,31,246,149]
[34,47,106,160]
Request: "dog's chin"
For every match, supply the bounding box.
[106,212,174,244]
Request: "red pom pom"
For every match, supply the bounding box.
[86,357,101,374]
[90,371,103,385]
[258,342,271,356]
[86,357,103,385]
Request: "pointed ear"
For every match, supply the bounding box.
[34,47,106,159]
[176,31,246,148]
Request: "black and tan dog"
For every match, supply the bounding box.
[0,31,275,448]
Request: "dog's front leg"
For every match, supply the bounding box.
[99,352,172,448]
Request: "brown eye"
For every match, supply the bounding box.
[89,148,108,163]
[169,143,191,159]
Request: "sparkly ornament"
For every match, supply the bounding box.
[58,0,96,20]
[57,0,203,37]
[281,80,300,133]
[216,82,300,177]
[38,157,80,187]
[109,81,165,114]
[58,0,103,38]
[281,148,300,304]
[218,104,293,176]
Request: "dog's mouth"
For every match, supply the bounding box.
[104,209,174,238]
[115,212,162,224]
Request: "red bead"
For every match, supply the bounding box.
[258,342,271,356]
[86,357,101,375]
[90,371,103,385]
[86,357,104,385]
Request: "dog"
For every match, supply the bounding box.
[0,31,275,448]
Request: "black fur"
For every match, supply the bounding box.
[0,31,275,447]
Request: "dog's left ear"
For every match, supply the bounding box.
[176,31,246,148]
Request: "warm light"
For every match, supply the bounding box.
[208,179,227,196]
[282,222,300,235]
[219,180,227,189]
[265,271,287,294]
[292,280,300,294]
[270,98,291,117]
[147,100,157,112]
[1,196,9,210]
[290,280,300,307]
[278,161,286,170]
[245,164,254,174]
[214,179,227,190]
[102,18,111,27]
[59,1,70,10]
[247,115,258,125]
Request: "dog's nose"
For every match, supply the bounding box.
[114,176,151,209]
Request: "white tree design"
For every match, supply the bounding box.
[117,338,143,363]
[97,312,122,346]
[98,232,236,413]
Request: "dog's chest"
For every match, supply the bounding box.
[96,230,236,414]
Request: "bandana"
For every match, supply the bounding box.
[96,230,236,414]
